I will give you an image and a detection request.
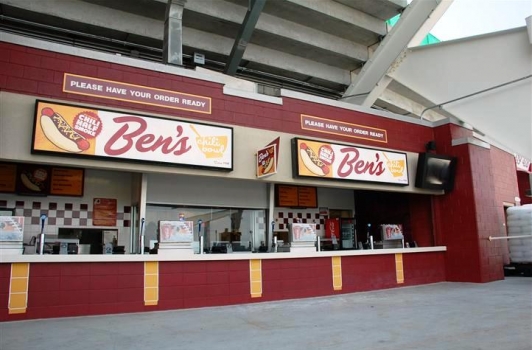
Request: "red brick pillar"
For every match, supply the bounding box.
[432,124,506,283]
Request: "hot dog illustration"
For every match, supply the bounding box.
[262,157,274,175]
[20,173,41,192]
[40,107,90,153]
[300,143,329,176]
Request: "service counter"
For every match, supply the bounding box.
[0,247,446,321]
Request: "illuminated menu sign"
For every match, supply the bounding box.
[276,185,318,208]
[0,163,16,193]
[0,162,84,197]
[50,167,84,196]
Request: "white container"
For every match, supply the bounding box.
[506,204,532,263]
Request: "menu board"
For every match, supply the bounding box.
[297,186,317,208]
[0,162,84,197]
[50,167,84,196]
[15,164,51,195]
[0,163,17,193]
[276,185,318,208]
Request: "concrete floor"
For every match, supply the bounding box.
[1,277,531,350]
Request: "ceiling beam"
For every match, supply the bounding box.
[183,0,369,63]
[341,0,446,106]
[224,0,266,75]
[376,88,453,122]
[286,0,386,35]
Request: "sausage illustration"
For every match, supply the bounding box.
[300,143,329,176]
[40,107,90,153]
[20,173,41,192]
[262,158,274,175]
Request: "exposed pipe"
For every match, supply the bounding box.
[0,15,162,53]
[420,75,532,120]
[488,235,532,241]
[338,91,372,100]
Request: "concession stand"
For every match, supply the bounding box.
[0,36,520,321]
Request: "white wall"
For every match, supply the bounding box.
[393,28,532,160]
[146,173,268,208]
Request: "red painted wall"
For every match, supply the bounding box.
[431,125,518,282]
[408,195,433,247]
[1,253,446,321]
[158,260,251,310]
[517,171,531,205]
[27,262,145,320]
[341,254,397,292]
[403,252,446,285]
[0,264,10,322]
[433,125,482,282]
[490,147,521,265]
[0,42,433,153]
[262,258,333,301]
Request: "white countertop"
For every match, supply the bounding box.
[0,246,446,263]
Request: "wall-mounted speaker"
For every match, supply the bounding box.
[425,140,436,151]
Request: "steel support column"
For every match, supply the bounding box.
[224,0,266,75]
[342,0,447,106]
[163,0,187,66]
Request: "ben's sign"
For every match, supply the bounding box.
[293,138,408,185]
[32,100,233,171]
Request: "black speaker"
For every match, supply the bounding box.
[425,140,436,151]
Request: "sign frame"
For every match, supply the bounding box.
[31,100,234,172]
[292,137,409,186]
[50,167,85,197]
[256,144,277,178]
[63,73,212,114]
[275,184,318,208]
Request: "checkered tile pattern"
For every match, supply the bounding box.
[274,209,325,234]
[0,199,130,238]
[255,210,266,230]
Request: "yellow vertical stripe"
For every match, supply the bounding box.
[395,253,404,284]
[9,263,29,314]
[332,256,342,291]
[249,259,262,298]
[144,261,159,306]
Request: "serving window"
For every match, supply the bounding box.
[145,205,268,254]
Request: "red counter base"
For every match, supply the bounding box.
[0,252,445,322]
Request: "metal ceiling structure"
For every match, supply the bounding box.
[1,0,529,161]
[0,0,450,119]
